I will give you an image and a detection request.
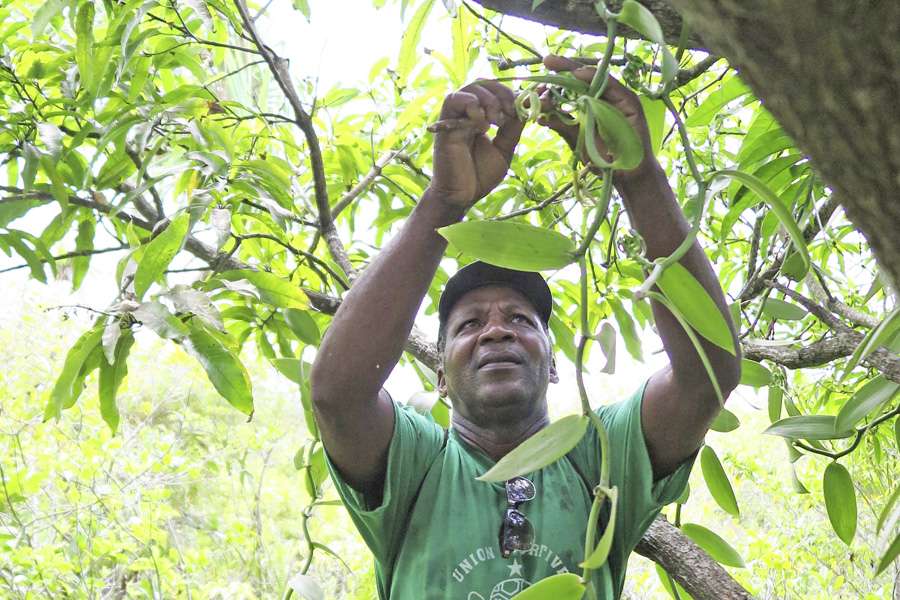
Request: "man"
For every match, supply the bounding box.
[310,55,741,599]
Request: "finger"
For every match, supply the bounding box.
[439,90,483,121]
[598,74,635,105]
[537,113,578,150]
[461,83,506,127]
[473,79,518,120]
[543,54,596,85]
[491,114,525,162]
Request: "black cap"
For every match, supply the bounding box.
[438,262,553,327]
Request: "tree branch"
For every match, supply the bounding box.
[495,54,721,89]
[635,516,754,600]
[233,0,356,279]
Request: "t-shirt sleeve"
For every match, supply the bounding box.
[323,400,446,564]
[596,379,696,556]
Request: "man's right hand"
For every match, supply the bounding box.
[428,81,525,209]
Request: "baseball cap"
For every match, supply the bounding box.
[438,261,553,327]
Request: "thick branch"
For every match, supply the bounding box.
[635,516,754,600]
[472,1,705,49]
[233,0,356,279]
[742,332,900,384]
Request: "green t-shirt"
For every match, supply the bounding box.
[325,381,695,599]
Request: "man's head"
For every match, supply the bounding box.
[436,262,558,426]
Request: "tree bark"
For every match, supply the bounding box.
[635,516,753,600]
[473,0,900,293]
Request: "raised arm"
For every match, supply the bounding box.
[310,81,524,495]
[541,56,741,479]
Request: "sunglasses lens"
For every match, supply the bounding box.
[499,508,534,558]
[506,476,536,503]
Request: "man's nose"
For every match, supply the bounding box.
[478,317,515,343]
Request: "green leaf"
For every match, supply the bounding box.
[272,358,304,384]
[509,573,584,600]
[218,270,309,309]
[680,523,745,568]
[397,0,435,84]
[835,376,899,432]
[284,308,321,345]
[739,359,771,387]
[709,408,740,433]
[134,212,191,299]
[700,446,740,516]
[184,322,253,415]
[823,462,856,545]
[75,2,96,94]
[72,218,95,291]
[875,531,900,576]
[877,485,900,532]
[609,297,642,361]
[767,385,783,423]
[781,251,809,281]
[530,0,547,10]
[98,333,134,435]
[685,76,752,128]
[438,221,575,271]
[45,326,104,420]
[617,0,665,43]
[477,415,589,482]
[764,415,855,441]
[841,307,900,380]
[596,321,616,374]
[711,170,811,275]
[39,155,68,206]
[656,262,736,355]
[582,97,644,170]
[133,301,189,340]
[655,564,690,600]
[291,0,311,20]
[761,298,807,321]
[581,487,618,568]
[639,95,665,155]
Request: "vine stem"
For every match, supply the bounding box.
[573,169,614,258]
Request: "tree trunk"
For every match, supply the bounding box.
[474,0,900,292]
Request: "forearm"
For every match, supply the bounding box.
[311,189,464,406]
[616,163,741,395]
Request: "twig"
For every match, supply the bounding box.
[233,0,356,279]
[493,182,573,221]
[793,403,900,460]
[462,1,541,59]
[1,188,153,230]
[0,245,129,275]
[237,233,349,290]
[332,148,406,218]
[763,280,846,331]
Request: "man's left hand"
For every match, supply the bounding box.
[537,54,657,182]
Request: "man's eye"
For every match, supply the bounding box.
[511,314,529,324]
[459,319,479,331]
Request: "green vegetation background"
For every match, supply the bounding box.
[1,276,891,599]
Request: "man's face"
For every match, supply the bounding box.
[437,285,558,426]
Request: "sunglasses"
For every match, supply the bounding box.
[499,476,535,558]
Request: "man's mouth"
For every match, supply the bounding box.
[477,353,522,370]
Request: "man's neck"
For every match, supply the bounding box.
[451,408,550,462]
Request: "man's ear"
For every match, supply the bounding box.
[437,365,448,398]
[549,355,559,384]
